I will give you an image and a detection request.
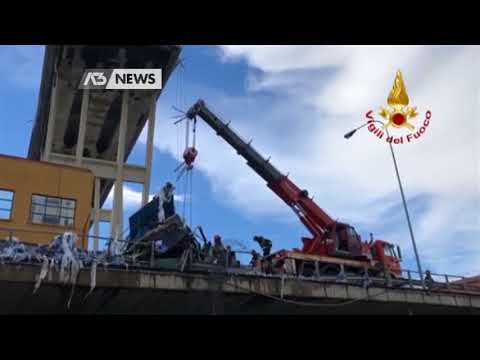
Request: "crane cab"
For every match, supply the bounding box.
[370,240,402,277]
[320,222,364,258]
[334,224,362,255]
[301,222,365,258]
[327,224,402,277]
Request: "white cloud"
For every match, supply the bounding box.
[148,45,480,275]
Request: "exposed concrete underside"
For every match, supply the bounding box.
[28,45,181,206]
[1,263,479,315]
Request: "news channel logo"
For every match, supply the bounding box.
[79,69,163,90]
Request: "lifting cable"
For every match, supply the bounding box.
[176,115,181,167]
[171,60,195,228]
[189,167,194,228]
[182,167,187,221]
[183,115,190,223]
[188,117,197,227]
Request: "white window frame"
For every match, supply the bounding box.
[31,194,76,227]
[0,189,14,221]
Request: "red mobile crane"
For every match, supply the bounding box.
[185,100,402,278]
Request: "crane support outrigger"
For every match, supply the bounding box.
[185,99,402,279]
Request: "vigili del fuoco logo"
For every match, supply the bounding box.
[365,70,432,145]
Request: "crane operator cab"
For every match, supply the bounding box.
[325,224,402,277]
[326,222,363,258]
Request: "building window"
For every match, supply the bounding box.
[0,189,14,220]
[31,194,76,227]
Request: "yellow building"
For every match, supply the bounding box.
[0,154,94,248]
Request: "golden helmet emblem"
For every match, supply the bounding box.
[379,70,418,130]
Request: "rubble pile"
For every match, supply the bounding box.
[0,232,132,308]
[0,237,40,263]
[0,232,128,268]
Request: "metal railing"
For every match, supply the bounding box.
[401,268,480,294]
[1,226,480,295]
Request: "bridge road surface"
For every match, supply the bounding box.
[0,263,479,314]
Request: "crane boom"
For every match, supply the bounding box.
[184,99,403,278]
[186,100,335,240]
[186,100,283,184]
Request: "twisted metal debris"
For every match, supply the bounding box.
[0,232,129,308]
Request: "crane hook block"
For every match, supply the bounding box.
[183,147,198,167]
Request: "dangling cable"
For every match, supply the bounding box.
[185,116,190,153]
[178,61,185,113]
[192,117,197,148]
[189,167,193,228]
[171,60,195,227]
[176,121,180,167]
[185,170,191,225]
[175,66,179,108]
[189,117,197,228]
[183,114,189,223]
[182,169,187,222]
[174,63,183,184]
[181,62,186,111]
[178,62,182,109]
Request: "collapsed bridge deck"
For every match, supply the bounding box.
[1,263,479,315]
[28,45,181,207]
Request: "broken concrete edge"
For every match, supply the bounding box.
[1,262,479,309]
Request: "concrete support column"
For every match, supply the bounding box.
[111,90,129,240]
[93,177,100,251]
[110,188,117,241]
[43,70,58,161]
[142,95,156,206]
[76,88,90,165]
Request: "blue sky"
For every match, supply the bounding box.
[0,45,479,276]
